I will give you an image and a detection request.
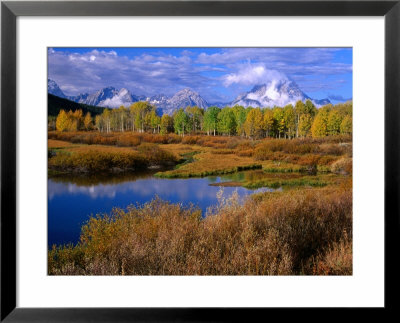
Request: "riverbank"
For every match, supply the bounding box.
[48,185,352,275]
[48,132,352,275]
[48,139,178,173]
[48,133,352,182]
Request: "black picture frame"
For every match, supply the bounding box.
[1,1,399,321]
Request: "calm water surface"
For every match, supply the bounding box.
[48,170,274,246]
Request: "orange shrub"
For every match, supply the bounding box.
[48,188,352,275]
[137,143,177,166]
[319,143,346,156]
[182,135,200,145]
[330,157,353,175]
[48,150,148,172]
[236,149,254,157]
[116,134,142,147]
[308,237,352,275]
[211,149,235,155]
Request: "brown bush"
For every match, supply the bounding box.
[116,134,142,147]
[236,149,254,157]
[330,157,353,175]
[182,135,201,145]
[305,235,352,275]
[137,143,177,166]
[254,139,320,158]
[226,138,239,149]
[319,143,347,156]
[48,143,177,173]
[48,150,149,172]
[49,131,178,147]
[166,134,182,144]
[48,188,352,275]
[211,149,235,155]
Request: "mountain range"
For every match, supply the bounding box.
[231,81,331,108]
[48,78,333,115]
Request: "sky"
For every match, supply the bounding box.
[48,47,352,103]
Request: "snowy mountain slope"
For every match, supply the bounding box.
[154,89,209,115]
[48,79,333,114]
[147,94,169,107]
[230,80,330,108]
[48,79,66,98]
[68,93,90,103]
[70,87,139,108]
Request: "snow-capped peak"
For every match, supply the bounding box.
[231,80,328,107]
[48,79,331,113]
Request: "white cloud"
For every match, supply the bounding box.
[48,48,352,102]
[223,63,288,87]
[48,49,216,99]
[100,96,131,108]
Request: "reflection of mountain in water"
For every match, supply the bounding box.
[48,170,274,201]
[48,170,276,246]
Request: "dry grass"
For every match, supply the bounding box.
[48,142,177,173]
[48,186,352,275]
[48,132,352,175]
[48,131,259,151]
[48,150,148,172]
[211,149,236,155]
[47,131,353,276]
[261,160,304,173]
[156,151,261,178]
[242,171,339,189]
[48,139,75,149]
[253,138,351,170]
[159,144,201,159]
[305,234,352,275]
[48,134,352,190]
[330,157,353,175]
[67,145,139,154]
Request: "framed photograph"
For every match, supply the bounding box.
[1,0,399,321]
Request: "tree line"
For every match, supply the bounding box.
[54,99,352,139]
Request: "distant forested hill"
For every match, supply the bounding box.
[48,94,105,117]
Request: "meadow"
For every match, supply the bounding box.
[48,131,352,275]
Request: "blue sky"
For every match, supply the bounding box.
[48,47,352,103]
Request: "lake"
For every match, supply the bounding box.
[48,170,275,246]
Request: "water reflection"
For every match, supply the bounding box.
[48,171,274,246]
